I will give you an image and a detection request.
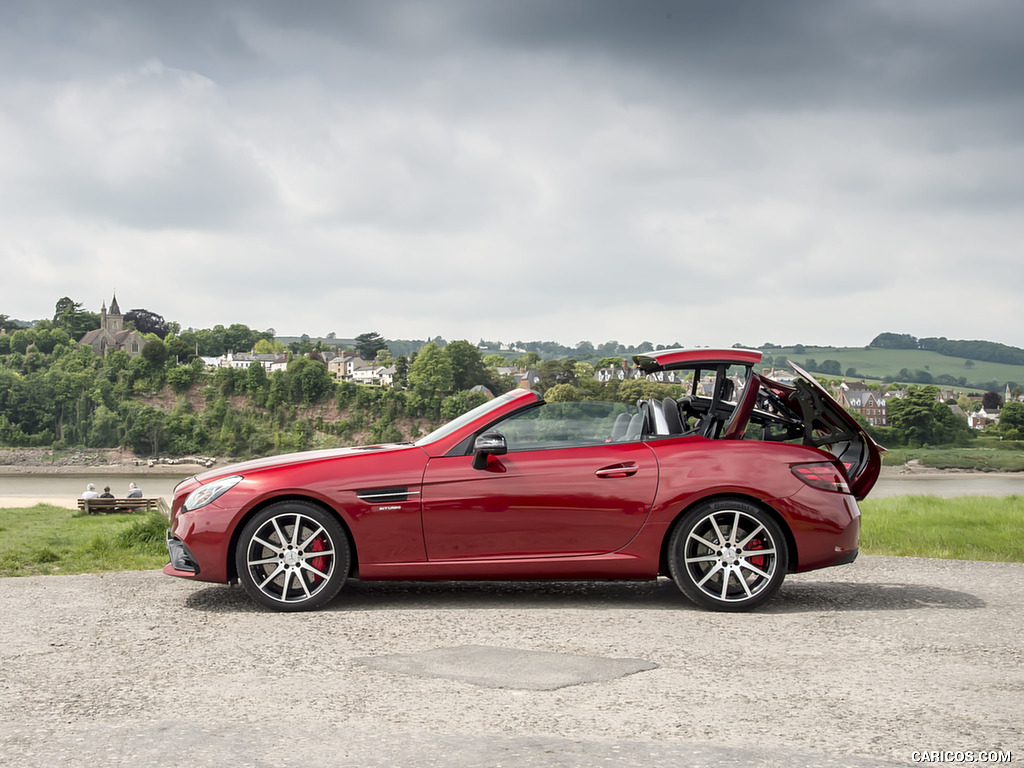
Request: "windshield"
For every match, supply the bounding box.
[414,390,526,447]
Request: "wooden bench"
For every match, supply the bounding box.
[77,497,162,514]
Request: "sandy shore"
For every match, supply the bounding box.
[0,447,219,474]
[0,496,83,509]
[0,463,206,476]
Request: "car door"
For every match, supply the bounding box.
[420,401,658,560]
[421,442,658,560]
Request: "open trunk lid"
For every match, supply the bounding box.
[780,361,886,500]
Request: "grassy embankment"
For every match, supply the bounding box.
[883,446,1024,471]
[0,505,168,577]
[1,495,1022,577]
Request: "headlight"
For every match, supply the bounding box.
[184,475,244,511]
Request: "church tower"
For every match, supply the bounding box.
[102,295,124,333]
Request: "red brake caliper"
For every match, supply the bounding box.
[747,538,766,569]
[308,536,328,583]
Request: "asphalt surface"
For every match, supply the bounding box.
[1,557,1021,767]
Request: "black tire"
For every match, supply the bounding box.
[235,500,351,612]
[668,498,788,612]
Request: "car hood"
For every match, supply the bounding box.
[192,443,416,485]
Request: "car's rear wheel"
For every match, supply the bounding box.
[668,498,788,611]
[235,501,350,612]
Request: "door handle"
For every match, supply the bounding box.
[595,462,639,478]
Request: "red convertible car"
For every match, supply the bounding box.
[165,350,883,612]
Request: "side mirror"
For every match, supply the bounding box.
[472,431,507,470]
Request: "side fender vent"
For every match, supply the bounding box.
[357,487,413,503]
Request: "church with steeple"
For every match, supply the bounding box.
[78,295,147,357]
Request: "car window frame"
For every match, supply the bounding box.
[478,400,643,454]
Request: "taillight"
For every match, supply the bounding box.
[792,462,851,493]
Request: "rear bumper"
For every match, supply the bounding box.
[779,487,861,572]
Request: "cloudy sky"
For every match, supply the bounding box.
[2,1,1022,349]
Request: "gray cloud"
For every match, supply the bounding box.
[2,0,1023,348]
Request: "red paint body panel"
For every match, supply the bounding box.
[421,442,658,560]
[168,443,432,583]
[633,348,762,371]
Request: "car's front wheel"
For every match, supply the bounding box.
[668,499,788,611]
[235,501,351,611]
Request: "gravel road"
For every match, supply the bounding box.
[1,557,1021,767]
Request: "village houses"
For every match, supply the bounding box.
[837,381,888,426]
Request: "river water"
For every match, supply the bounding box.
[0,469,1022,507]
[871,473,1024,498]
[0,472,193,505]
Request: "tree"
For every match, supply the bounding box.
[166,365,195,394]
[165,334,195,363]
[440,390,490,421]
[296,359,334,405]
[125,405,167,455]
[574,362,595,380]
[574,341,595,358]
[982,391,1003,410]
[887,385,951,446]
[537,359,577,393]
[124,308,169,338]
[52,297,99,339]
[544,383,585,402]
[393,355,409,389]
[9,330,32,354]
[141,338,169,368]
[616,378,684,405]
[870,333,918,350]
[355,332,389,361]
[444,340,490,391]
[246,360,269,393]
[594,357,626,371]
[514,352,542,369]
[254,338,284,355]
[409,343,454,394]
[483,354,507,368]
[999,401,1024,437]
[408,343,454,417]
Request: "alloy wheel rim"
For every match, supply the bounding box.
[683,509,779,602]
[245,512,337,603]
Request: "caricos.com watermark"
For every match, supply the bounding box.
[911,751,1012,764]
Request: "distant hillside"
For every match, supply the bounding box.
[264,330,1023,391]
[870,333,1024,366]
[763,345,1023,391]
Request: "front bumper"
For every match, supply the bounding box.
[165,529,201,577]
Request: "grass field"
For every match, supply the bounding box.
[0,504,168,577]
[762,345,1024,389]
[1,495,1022,577]
[859,495,1023,561]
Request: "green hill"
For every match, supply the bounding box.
[762,346,1023,392]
